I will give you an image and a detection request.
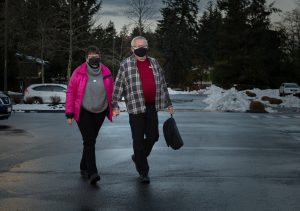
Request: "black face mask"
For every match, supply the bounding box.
[134,47,148,57]
[88,57,100,68]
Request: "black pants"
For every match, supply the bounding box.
[77,107,107,176]
[129,103,159,176]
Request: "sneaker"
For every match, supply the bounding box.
[80,170,89,179]
[139,174,150,184]
[89,173,100,185]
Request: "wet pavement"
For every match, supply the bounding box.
[1,106,300,210]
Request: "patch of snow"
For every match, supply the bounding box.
[168,88,200,94]
[10,86,300,113]
[13,104,65,111]
[281,95,300,108]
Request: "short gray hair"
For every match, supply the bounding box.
[131,36,148,47]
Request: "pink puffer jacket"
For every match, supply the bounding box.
[65,63,114,122]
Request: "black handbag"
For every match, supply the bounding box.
[163,114,184,150]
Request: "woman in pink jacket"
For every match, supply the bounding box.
[65,46,114,185]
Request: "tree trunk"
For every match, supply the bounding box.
[67,33,72,82]
[4,0,8,92]
[67,0,73,82]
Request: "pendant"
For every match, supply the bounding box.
[93,79,97,83]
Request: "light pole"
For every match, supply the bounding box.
[4,0,8,92]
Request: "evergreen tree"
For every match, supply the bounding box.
[282,3,300,83]
[0,0,102,89]
[60,0,102,80]
[244,0,284,87]
[210,0,284,88]
[156,0,200,88]
[211,0,249,87]
[0,1,4,50]
[6,0,58,85]
[198,1,222,67]
[118,25,131,60]
[92,21,117,75]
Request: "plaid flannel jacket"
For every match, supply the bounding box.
[112,55,172,114]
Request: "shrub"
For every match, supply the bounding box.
[261,96,282,105]
[245,91,256,97]
[25,97,34,104]
[249,101,267,113]
[26,97,43,104]
[11,96,22,104]
[50,96,61,105]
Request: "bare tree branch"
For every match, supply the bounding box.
[126,0,154,34]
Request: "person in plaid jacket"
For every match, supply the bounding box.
[112,36,174,184]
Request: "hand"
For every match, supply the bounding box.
[113,108,120,117]
[168,106,175,114]
[67,118,74,125]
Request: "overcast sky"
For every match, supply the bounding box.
[96,0,298,32]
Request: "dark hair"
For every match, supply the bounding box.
[86,45,100,57]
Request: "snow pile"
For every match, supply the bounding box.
[203,85,224,96]
[204,87,250,112]
[203,86,300,112]
[203,85,225,105]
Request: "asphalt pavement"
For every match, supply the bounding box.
[1,111,300,211]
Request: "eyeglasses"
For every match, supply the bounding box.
[87,54,100,59]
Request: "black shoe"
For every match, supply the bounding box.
[80,170,89,179]
[131,154,140,174]
[139,174,150,184]
[131,154,136,163]
[89,173,100,185]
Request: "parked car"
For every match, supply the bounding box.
[279,83,300,97]
[0,92,12,120]
[24,83,67,104]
